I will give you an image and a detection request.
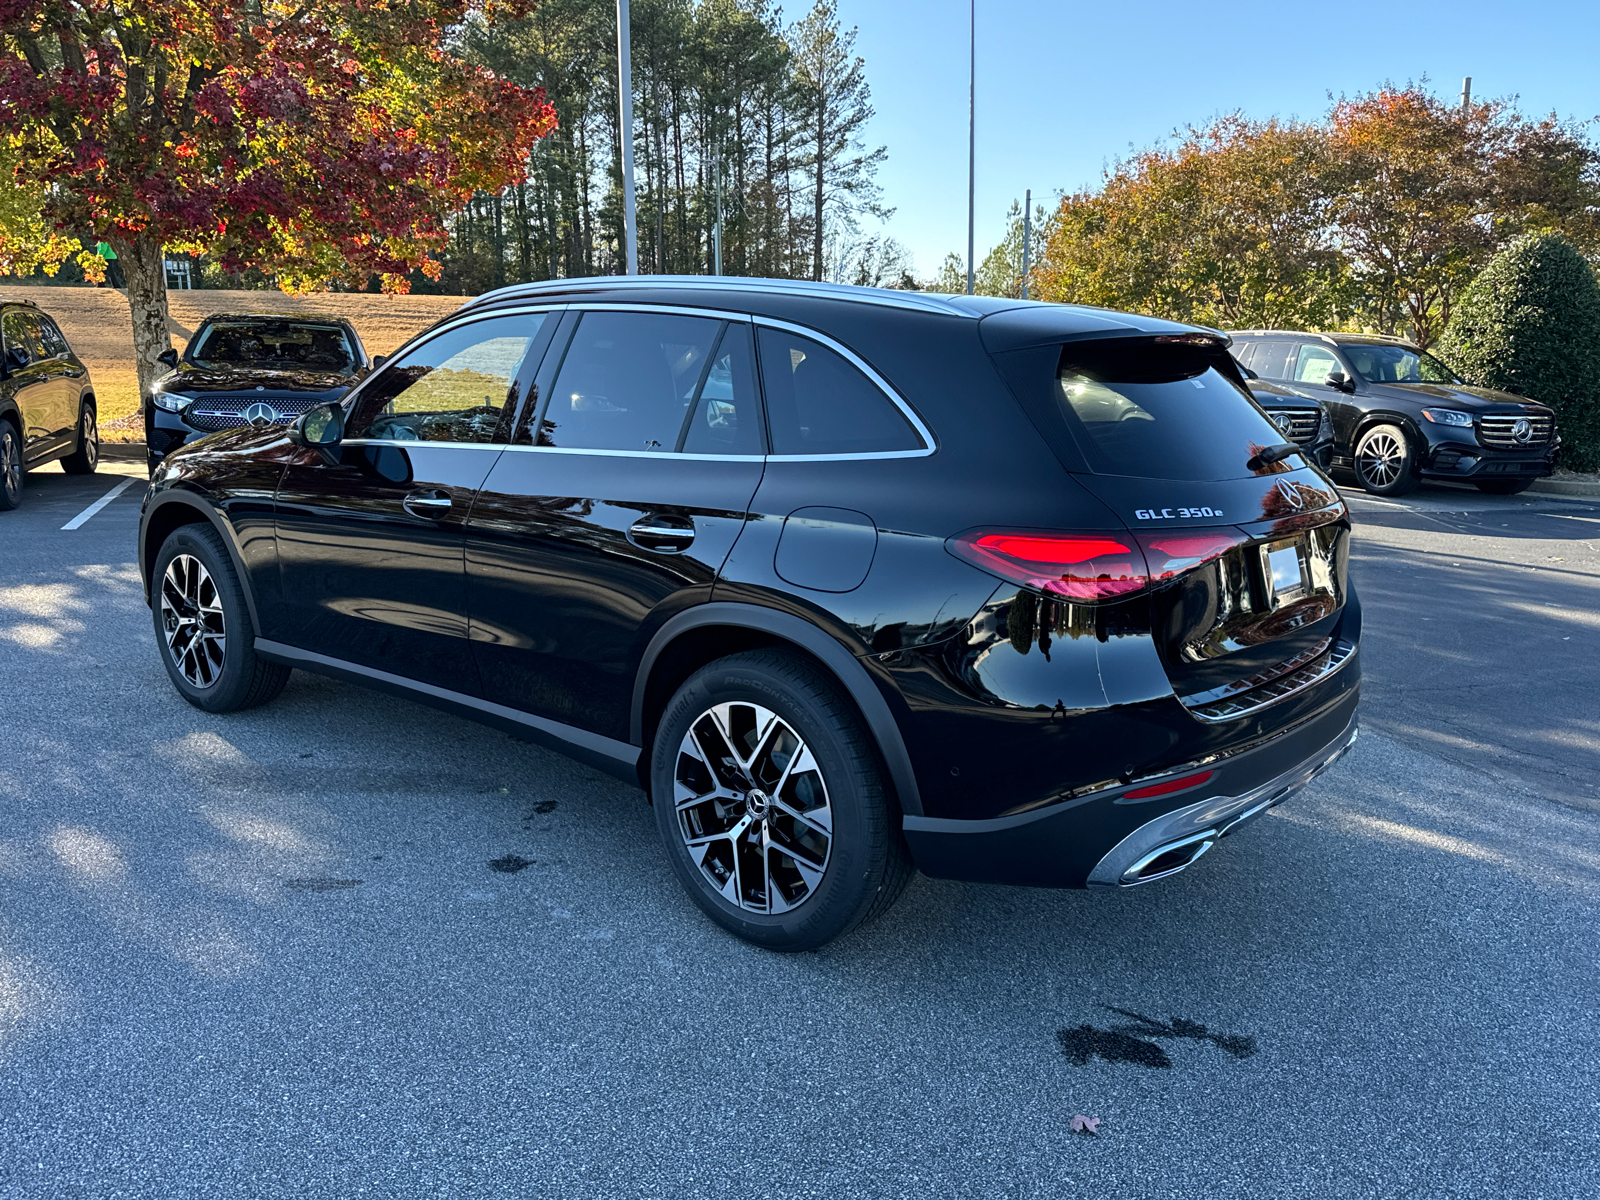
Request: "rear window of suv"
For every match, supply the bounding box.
[1054,341,1288,481]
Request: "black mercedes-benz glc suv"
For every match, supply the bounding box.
[146,313,371,475]
[1,296,99,509]
[1230,330,1559,496]
[138,278,1361,949]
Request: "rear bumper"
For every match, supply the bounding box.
[902,681,1359,888]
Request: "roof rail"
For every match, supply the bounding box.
[462,274,979,318]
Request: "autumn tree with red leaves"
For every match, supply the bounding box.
[1,0,557,394]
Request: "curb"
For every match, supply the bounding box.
[100,442,147,462]
[1528,477,1600,498]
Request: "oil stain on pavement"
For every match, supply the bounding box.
[1057,1007,1257,1068]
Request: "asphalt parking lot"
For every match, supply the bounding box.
[1,463,1597,1199]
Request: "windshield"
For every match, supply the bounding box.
[1341,344,1460,385]
[188,320,357,373]
[1055,342,1296,481]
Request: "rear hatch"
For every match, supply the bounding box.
[986,329,1352,718]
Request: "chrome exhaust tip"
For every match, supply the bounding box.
[1119,830,1217,885]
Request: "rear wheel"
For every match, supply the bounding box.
[1473,477,1534,495]
[152,523,290,712]
[651,650,912,950]
[60,402,99,475]
[0,422,21,510]
[1353,423,1419,497]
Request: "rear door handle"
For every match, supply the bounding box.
[628,514,695,553]
[403,490,453,519]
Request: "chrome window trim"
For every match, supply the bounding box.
[752,315,936,458]
[563,301,752,323]
[495,444,765,463]
[338,439,509,452]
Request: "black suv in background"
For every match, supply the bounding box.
[147,313,371,474]
[1230,330,1558,496]
[138,278,1361,949]
[0,297,99,509]
[1242,376,1334,469]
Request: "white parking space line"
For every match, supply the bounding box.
[61,477,138,530]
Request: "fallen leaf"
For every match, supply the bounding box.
[1070,1114,1101,1135]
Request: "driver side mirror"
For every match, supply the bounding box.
[5,346,30,373]
[1325,371,1355,393]
[293,401,345,451]
[1240,365,1259,380]
[371,355,388,369]
[156,348,179,369]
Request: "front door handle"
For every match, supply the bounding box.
[628,514,695,553]
[403,490,452,519]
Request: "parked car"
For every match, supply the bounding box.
[146,313,372,475]
[0,296,99,509]
[138,278,1361,949]
[1229,330,1558,496]
[1241,374,1334,470]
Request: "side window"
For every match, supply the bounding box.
[539,311,721,451]
[1231,341,1257,372]
[1250,341,1292,380]
[1293,344,1340,385]
[0,311,30,360]
[35,317,70,358]
[682,322,762,455]
[345,313,544,443]
[755,327,923,456]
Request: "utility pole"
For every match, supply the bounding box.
[1022,189,1031,300]
[712,155,723,276]
[966,0,976,295]
[617,0,639,275]
[1460,76,1472,116]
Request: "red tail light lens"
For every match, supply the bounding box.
[948,531,1150,601]
[1135,531,1249,582]
[1122,769,1215,800]
[950,527,1248,602]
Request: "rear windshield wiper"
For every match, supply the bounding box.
[1247,442,1300,471]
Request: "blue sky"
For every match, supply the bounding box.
[843,0,1600,278]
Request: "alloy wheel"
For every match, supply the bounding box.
[674,701,833,914]
[1357,430,1405,487]
[1,430,18,502]
[160,554,226,687]
[82,409,98,469]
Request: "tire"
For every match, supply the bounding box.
[1353,423,1419,497]
[60,401,99,475]
[651,649,913,951]
[1473,477,1534,495]
[151,523,290,712]
[0,421,21,511]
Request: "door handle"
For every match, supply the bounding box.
[628,514,695,552]
[403,490,453,519]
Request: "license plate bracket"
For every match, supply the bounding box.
[1261,538,1308,609]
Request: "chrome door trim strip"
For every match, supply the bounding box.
[254,639,641,768]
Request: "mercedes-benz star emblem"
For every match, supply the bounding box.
[1273,413,1294,434]
[1512,418,1532,443]
[243,401,280,428]
[1276,479,1307,510]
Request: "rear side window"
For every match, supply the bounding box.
[1054,341,1288,481]
[36,317,70,358]
[1248,340,1292,380]
[541,311,721,452]
[682,323,763,455]
[756,327,923,456]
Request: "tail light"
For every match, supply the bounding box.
[948,528,1248,602]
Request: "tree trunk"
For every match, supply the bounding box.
[812,101,826,281]
[115,234,172,401]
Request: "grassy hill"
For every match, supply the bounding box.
[2,285,473,440]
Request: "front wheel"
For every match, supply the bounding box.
[0,422,21,510]
[60,402,99,475]
[1353,423,1419,497]
[152,523,290,712]
[1473,477,1534,495]
[651,650,913,951]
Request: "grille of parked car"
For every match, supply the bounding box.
[1269,407,1322,446]
[184,394,321,433]
[1478,414,1553,448]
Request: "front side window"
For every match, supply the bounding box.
[539,311,722,452]
[756,327,923,456]
[1341,343,1461,384]
[189,320,357,373]
[345,314,544,444]
[1,311,35,361]
[1292,344,1341,385]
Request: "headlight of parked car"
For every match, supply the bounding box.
[151,390,191,412]
[1420,408,1473,427]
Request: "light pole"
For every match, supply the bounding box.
[1022,188,1030,300]
[617,0,639,275]
[965,0,975,295]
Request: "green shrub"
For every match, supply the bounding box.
[1437,232,1600,472]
